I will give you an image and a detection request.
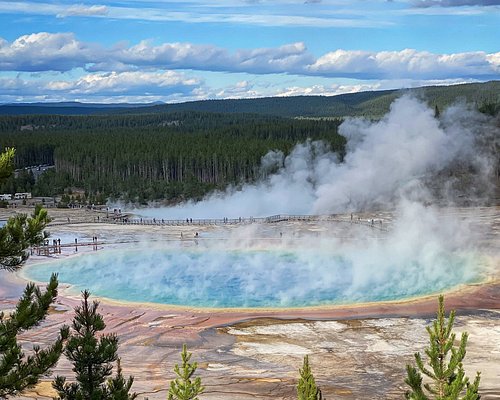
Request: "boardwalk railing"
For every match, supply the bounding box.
[49,213,388,231]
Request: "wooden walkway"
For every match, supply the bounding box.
[48,213,388,232]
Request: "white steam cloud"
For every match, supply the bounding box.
[137,95,494,220]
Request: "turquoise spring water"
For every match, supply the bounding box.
[24,247,482,308]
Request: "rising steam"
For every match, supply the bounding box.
[136,95,496,220]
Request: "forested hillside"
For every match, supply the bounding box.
[1,81,498,118]
[127,81,499,118]
[0,113,344,203]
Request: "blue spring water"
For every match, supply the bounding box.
[24,247,482,308]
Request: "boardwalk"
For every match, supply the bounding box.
[49,213,388,231]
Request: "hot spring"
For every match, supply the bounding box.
[23,244,484,308]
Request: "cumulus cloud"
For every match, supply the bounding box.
[1,33,499,81]
[276,83,382,97]
[88,40,314,75]
[0,33,314,75]
[0,32,98,72]
[309,48,500,79]
[50,71,201,95]
[412,0,500,6]
[0,71,202,102]
[233,42,314,74]
[214,80,261,99]
[56,4,108,18]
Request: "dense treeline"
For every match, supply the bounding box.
[0,112,345,203]
[1,81,497,118]
[118,80,500,118]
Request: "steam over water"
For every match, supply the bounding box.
[25,245,482,308]
[25,96,497,308]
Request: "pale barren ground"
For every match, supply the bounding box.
[0,206,499,399]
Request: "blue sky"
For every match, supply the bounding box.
[0,0,498,103]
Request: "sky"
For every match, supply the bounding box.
[0,0,498,103]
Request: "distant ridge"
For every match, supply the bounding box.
[2,101,164,108]
[0,101,164,116]
[1,81,498,117]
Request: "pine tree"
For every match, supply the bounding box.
[0,147,14,181]
[168,344,204,400]
[104,359,137,400]
[0,148,51,272]
[297,355,323,400]
[405,295,481,400]
[0,145,65,398]
[53,290,136,400]
[0,273,69,398]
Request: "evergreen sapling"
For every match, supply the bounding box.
[405,295,481,400]
[297,355,323,400]
[168,344,204,400]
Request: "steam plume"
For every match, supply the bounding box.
[137,95,496,219]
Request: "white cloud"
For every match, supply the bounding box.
[309,48,500,79]
[57,4,108,18]
[0,70,203,102]
[51,71,202,95]
[215,80,261,98]
[0,33,315,75]
[0,32,98,72]
[276,83,382,96]
[412,0,500,7]
[1,33,498,82]
[232,42,314,74]
[0,1,389,28]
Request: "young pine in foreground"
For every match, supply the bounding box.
[0,274,68,398]
[405,295,481,400]
[168,344,204,400]
[52,290,136,400]
[0,147,65,398]
[297,355,323,400]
